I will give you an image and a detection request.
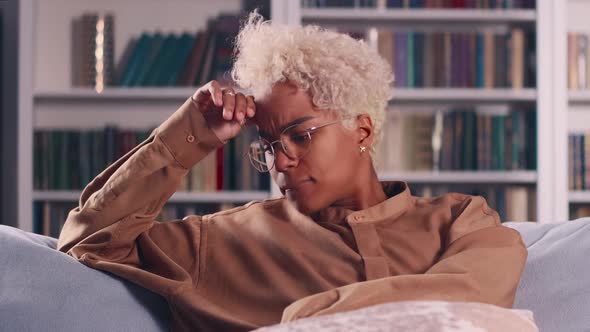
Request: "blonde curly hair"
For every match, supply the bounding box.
[231,10,394,155]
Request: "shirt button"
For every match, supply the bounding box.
[354,215,362,221]
[186,135,195,143]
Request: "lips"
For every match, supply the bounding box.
[280,179,312,194]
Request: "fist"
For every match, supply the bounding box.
[191,80,256,143]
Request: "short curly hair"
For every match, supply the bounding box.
[231,10,394,155]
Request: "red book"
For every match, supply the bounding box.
[216,147,224,190]
[453,0,466,8]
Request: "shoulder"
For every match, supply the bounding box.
[202,196,290,225]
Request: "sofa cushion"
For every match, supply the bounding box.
[0,225,170,332]
[254,300,538,332]
[505,218,590,332]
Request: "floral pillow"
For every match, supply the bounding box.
[255,301,538,332]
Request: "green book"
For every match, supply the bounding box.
[152,34,182,86]
[142,34,175,86]
[407,31,415,88]
[462,112,476,170]
[120,33,151,86]
[130,33,165,86]
[166,33,196,86]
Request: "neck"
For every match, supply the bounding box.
[332,166,387,211]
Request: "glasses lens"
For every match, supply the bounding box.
[281,125,312,159]
[248,140,274,172]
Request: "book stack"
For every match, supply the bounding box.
[375,28,535,89]
[116,14,240,87]
[33,125,270,192]
[568,133,590,191]
[567,32,590,90]
[375,106,536,172]
[301,0,536,8]
[570,204,590,219]
[72,13,116,90]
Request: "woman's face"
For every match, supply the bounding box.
[253,82,367,215]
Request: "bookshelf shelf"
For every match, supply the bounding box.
[300,8,537,24]
[34,88,197,101]
[568,90,590,104]
[392,88,537,103]
[33,190,270,203]
[33,88,537,104]
[34,87,249,102]
[568,191,590,204]
[379,171,537,184]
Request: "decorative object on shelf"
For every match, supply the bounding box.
[71,13,115,92]
[567,32,590,91]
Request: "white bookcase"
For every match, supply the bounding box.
[566,0,590,211]
[271,0,568,224]
[17,0,277,233]
[15,0,571,232]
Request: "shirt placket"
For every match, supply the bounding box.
[348,215,390,281]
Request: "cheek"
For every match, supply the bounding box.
[307,136,358,184]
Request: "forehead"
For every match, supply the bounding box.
[255,82,321,136]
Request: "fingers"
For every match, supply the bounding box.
[234,92,248,122]
[192,80,256,124]
[221,88,237,120]
[192,80,223,106]
[246,95,256,118]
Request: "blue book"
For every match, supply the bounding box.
[394,32,407,87]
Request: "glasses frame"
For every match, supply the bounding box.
[248,118,345,173]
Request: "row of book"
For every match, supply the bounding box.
[375,107,536,172]
[33,125,270,192]
[302,0,536,9]
[412,184,536,222]
[33,201,237,238]
[567,32,590,90]
[117,14,239,87]
[569,133,590,191]
[72,13,240,88]
[375,28,535,88]
[570,204,590,220]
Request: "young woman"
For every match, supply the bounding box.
[58,11,527,332]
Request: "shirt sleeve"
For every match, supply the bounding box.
[56,97,224,297]
[281,196,528,322]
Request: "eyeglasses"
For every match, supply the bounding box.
[248,119,344,172]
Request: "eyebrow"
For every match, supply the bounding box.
[258,116,316,139]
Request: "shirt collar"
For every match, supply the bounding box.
[310,181,412,226]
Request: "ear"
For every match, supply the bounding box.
[355,114,374,147]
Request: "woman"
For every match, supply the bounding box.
[57,11,527,332]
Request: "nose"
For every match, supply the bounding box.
[274,145,298,172]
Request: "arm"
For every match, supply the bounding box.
[56,96,224,295]
[281,196,528,322]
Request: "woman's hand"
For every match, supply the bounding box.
[191,80,256,143]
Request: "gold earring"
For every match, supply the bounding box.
[360,146,366,153]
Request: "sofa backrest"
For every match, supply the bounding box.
[505,218,590,332]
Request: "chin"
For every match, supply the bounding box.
[287,196,322,215]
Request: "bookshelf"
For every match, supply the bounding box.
[272,0,567,223]
[566,0,590,217]
[16,0,275,234]
[13,0,571,234]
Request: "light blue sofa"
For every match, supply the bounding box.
[1,218,588,332]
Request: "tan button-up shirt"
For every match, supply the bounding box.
[57,97,528,332]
